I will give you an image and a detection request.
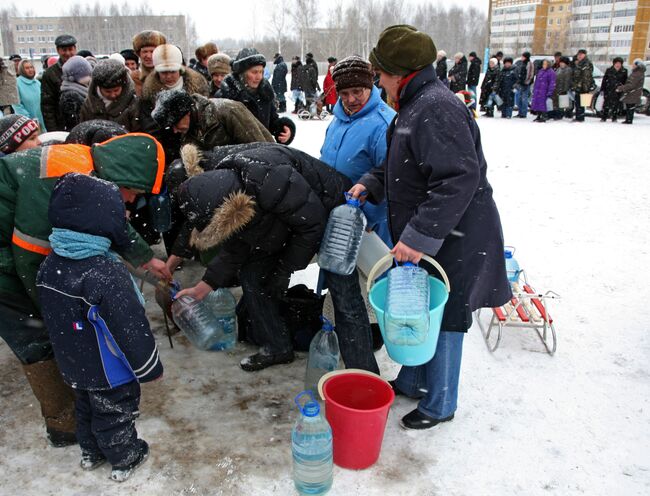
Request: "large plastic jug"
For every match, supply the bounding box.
[292,391,333,496]
[202,288,237,350]
[504,247,520,283]
[149,188,172,233]
[317,193,367,276]
[384,262,430,346]
[171,293,230,351]
[304,318,340,396]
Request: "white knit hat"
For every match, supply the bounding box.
[109,52,126,65]
[153,44,184,73]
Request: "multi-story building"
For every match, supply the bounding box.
[489,0,650,64]
[7,15,189,60]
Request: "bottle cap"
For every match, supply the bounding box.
[321,316,334,332]
[402,262,416,267]
[504,249,513,259]
[294,391,320,417]
[344,191,361,208]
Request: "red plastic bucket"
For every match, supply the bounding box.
[321,372,395,469]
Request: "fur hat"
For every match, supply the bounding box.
[489,58,498,66]
[153,44,184,73]
[55,34,77,48]
[196,42,219,61]
[633,59,646,69]
[208,53,231,75]
[132,30,167,54]
[92,59,129,88]
[152,90,194,128]
[109,53,126,65]
[120,49,139,64]
[231,48,266,74]
[62,55,93,83]
[369,25,436,76]
[0,115,39,153]
[332,56,374,91]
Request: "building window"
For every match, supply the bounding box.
[550,6,554,12]
[549,19,553,25]
[27,25,33,31]
[559,5,563,11]
[41,48,48,54]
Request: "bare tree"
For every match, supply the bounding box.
[269,0,289,55]
[291,0,318,58]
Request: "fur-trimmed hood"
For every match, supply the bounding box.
[141,67,209,103]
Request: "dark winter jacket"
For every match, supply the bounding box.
[40,60,64,131]
[58,82,88,132]
[175,143,352,289]
[467,57,482,86]
[358,65,511,331]
[79,77,141,132]
[480,65,501,106]
[572,57,595,93]
[37,173,162,390]
[306,56,319,79]
[218,74,296,145]
[531,67,556,112]
[195,62,210,82]
[600,66,628,107]
[617,63,646,105]
[448,57,468,93]
[497,65,518,108]
[291,61,304,90]
[436,57,448,82]
[516,59,535,87]
[302,63,320,94]
[272,56,288,94]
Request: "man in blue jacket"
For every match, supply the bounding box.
[37,173,163,482]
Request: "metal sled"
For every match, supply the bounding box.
[476,270,559,355]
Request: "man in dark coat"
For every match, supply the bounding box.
[172,144,352,372]
[480,58,501,117]
[290,56,305,112]
[41,34,77,131]
[497,57,517,118]
[353,25,510,430]
[515,51,535,118]
[571,49,595,122]
[467,51,482,110]
[448,52,468,93]
[272,53,288,113]
[600,57,627,122]
[301,53,321,106]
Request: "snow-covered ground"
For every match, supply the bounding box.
[1,108,649,496]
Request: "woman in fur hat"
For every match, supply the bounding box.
[207,53,231,98]
[218,48,296,145]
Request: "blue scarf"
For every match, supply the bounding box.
[49,228,145,305]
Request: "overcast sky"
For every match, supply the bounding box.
[11,0,489,43]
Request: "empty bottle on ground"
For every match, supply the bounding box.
[317,193,367,275]
[202,288,237,350]
[304,318,339,396]
[504,247,520,283]
[292,391,333,495]
[384,262,430,346]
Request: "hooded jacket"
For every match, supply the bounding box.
[358,65,511,331]
[218,74,296,145]
[37,173,162,390]
[0,133,164,304]
[175,143,351,289]
[79,76,141,131]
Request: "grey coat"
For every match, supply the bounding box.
[618,64,646,105]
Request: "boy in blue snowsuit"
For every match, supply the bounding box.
[37,173,163,482]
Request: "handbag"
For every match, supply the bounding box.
[580,93,593,107]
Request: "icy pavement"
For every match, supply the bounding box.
[1,111,649,495]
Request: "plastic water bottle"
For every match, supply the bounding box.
[317,193,367,276]
[202,288,237,350]
[384,263,430,346]
[171,292,233,351]
[504,247,520,283]
[149,188,172,233]
[292,391,333,495]
[304,318,340,396]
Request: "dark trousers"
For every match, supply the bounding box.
[574,92,586,121]
[0,291,51,364]
[624,103,636,123]
[323,269,379,374]
[74,381,141,467]
[239,256,292,355]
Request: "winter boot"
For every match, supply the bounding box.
[240,350,295,372]
[623,108,634,124]
[81,451,107,471]
[22,360,77,447]
[110,440,149,482]
[278,101,287,113]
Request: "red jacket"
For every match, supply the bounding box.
[323,66,337,105]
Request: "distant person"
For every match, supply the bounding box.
[194,42,219,82]
[436,50,448,84]
[571,49,594,122]
[305,52,319,78]
[207,53,231,98]
[600,57,627,122]
[272,53,288,112]
[131,30,167,97]
[302,53,320,108]
[59,56,93,131]
[552,51,562,70]
[448,52,467,93]
[479,58,500,117]
[616,59,646,124]
[9,54,22,74]
[41,34,77,131]
[120,49,140,72]
[495,51,504,68]
[551,57,573,120]
[467,51,481,110]
[13,60,46,130]
[290,56,305,112]
[1,58,19,115]
[322,56,338,113]
[530,59,556,122]
[515,51,534,118]
[497,57,517,118]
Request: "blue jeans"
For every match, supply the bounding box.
[468,85,477,109]
[394,331,464,419]
[501,106,513,118]
[517,85,530,117]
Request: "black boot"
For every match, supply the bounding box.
[400,409,455,430]
[240,350,295,372]
[278,101,287,113]
[623,108,634,124]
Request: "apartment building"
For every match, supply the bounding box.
[489,0,650,64]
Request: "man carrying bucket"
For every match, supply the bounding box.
[349,25,511,430]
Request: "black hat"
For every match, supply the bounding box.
[503,57,514,64]
[469,51,477,58]
[613,57,624,65]
[9,54,21,61]
[306,52,314,59]
[92,59,129,88]
[120,49,139,63]
[327,56,337,63]
[578,49,587,55]
[77,49,94,58]
[231,48,266,74]
[522,51,531,59]
[496,51,504,57]
[151,90,194,129]
[274,53,281,59]
[554,51,562,57]
[65,120,127,145]
[332,56,374,91]
[559,56,571,65]
[55,34,77,48]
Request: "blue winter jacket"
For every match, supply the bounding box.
[36,174,162,390]
[320,86,395,245]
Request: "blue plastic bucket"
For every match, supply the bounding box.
[367,256,450,366]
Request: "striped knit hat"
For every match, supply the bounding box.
[0,115,39,154]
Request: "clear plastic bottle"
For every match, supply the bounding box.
[171,295,224,351]
[317,193,367,276]
[304,318,339,396]
[292,391,333,496]
[202,288,237,350]
[148,188,172,233]
[504,247,520,283]
[384,262,430,346]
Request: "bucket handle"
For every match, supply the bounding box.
[317,368,388,401]
[365,254,451,294]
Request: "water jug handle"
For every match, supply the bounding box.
[365,254,451,294]
[294,390,316,414]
